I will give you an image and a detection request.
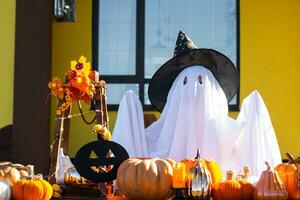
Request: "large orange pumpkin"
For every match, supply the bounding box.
[181,149,222,184]
[117,158,174,200]
[275,153,300,200]
[254,161,288,200]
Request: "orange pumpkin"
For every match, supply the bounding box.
[212,170,242,200]
[254,161,288,200]
[275,153,300,200]
[181,149,222,184]
[238,178,255,200]
[12,167,53,200]
[13,178,53,200]
[117,158,174,200]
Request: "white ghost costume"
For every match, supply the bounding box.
[112,66,282,176]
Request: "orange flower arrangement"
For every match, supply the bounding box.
[48,56,96,115]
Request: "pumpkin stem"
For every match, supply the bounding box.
[195,149,201,159]
[286,152,296,164]
[35,173,43,180]
[26,165,34,176]
[226,170,234,180]
[265,161,271,170]
[243,166,251,177]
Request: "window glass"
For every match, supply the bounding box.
[106,84,139,104]
[98,0,136,75]
[145,0,237,78]
[95,0,239,109]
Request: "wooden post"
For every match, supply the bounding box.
[12,0,51,174]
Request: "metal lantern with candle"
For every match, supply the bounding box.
[186,153,212,200]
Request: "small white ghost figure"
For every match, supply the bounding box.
[112,66,282,176]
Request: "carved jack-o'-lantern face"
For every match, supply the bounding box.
[73,139,129,183]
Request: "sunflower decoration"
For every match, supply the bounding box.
[48,55,96,115]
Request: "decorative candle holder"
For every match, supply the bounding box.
[172,162,188,200]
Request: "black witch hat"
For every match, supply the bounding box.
[148,31,239,112]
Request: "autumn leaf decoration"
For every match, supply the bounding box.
[48,56,96,115]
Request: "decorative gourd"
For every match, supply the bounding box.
[187,159,212,199]
[52,184,63,199]
[0,180,11,200]
[12,166,53,200]
[117,158,174,200]
[236,165,259,185]
[254,161,288,200]
[212,170,242,200]
[0,162,29,186]
[181,149,222,184]
[275,153,300,200]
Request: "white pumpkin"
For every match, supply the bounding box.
[0,180,11,200]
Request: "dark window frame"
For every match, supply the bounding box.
[92,0,240,111]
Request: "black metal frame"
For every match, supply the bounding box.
[92,0,240,111]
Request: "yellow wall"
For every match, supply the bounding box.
[0,0,16,128]
[52,0,300,157]
[240,0,300,157]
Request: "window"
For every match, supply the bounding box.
[93,0,240,111]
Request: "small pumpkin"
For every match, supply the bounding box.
[275,153,300,200]
[12,166,53,200]
[212,170,242,200]
[238,178,255,200]
[117,158,174,200]
[181,149,222,184]
[212,170,254,200]
[254,161,288,200]
[0,180,11,200]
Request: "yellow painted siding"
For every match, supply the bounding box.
[0,0,16,128]
[52,0,300,157]
[240,0,300,157]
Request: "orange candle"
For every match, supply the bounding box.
[172,162,186,188]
